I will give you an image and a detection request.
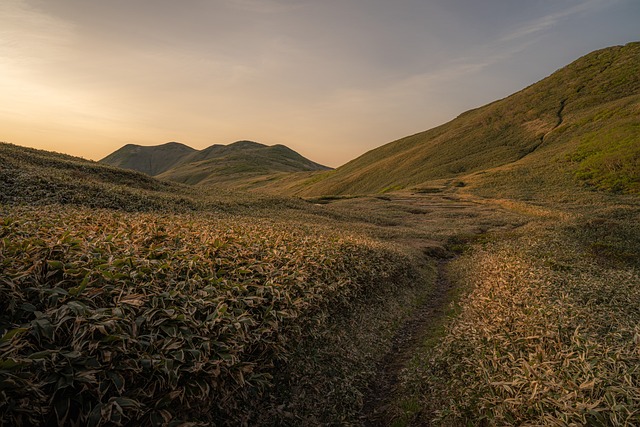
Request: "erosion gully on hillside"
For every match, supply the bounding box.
[337,188,527,426]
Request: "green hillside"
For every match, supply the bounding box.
[297,42,640,197]
[100,140,330,189]
[156,140,331,187]
[0,142,195,212]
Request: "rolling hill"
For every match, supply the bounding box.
[295,42,640,198]
[99,141,196,176]
[0,142,307,213]
[0,142,191,212]
[100,140,331,188]
[0,141,432,426]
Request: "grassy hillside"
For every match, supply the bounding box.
[0,142,197,212]
[100,142,196,176]
[156,140,331,187]
[0,142,433,426]
[0,142,316,214]
[100,140,331,190]
[2,42,640,427]
[296,42,640,197]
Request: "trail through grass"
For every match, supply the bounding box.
[2,141,639,425]
[393,198,640,426]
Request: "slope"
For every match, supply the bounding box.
[296,42,640,197]
[0,141,440,426]
[0,142,194,212]
[156,140,331,186]
[100,140,331,189]
[99,141,196,176]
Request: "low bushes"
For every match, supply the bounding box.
[402,225,640,425]
[0,205,416,425]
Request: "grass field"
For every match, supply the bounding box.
[1,142,440,425]
[1,203,430,425]
[2,42,639,426]
[2,141,640,426]
[389,196,640,426]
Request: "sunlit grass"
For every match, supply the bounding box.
[401,220,640,426]
[0,204,422,425]
[291,42,640,198]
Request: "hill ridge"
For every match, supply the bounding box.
[294,41,640,197]
[100,140,331,188]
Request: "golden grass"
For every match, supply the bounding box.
[401,222,640,426]
[0,204,422,425]
[3,140,640,425]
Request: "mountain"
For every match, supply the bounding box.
[100,140,331,188]
[296,42,640,198]
[100,142,196,176]
[0,142,307,213]
[157,140,330,186]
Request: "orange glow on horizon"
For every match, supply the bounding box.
[1,0,638,168]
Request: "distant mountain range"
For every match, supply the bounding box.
[100,140,331,188]
[4,42,638,200]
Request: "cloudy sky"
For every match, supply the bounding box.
[1,0,638,167]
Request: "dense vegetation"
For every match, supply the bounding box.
[397,207,640,426]
[0,142,429,425]
[1,205,421,425]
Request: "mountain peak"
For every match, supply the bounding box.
[228,140,267,149]
[100,140,331,187]
[100,142,197,176]
[161,141,194,149]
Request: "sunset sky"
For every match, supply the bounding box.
[1,0,639,167]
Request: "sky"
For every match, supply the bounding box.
[1,0,638,167]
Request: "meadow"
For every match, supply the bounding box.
[1,142,438,425]
[395,200,640,426]
[2,40,639,426]
[0,203,427,425]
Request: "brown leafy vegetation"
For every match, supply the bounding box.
[397,207,640,426]
[0,204,424,425]
[0,142,439,426]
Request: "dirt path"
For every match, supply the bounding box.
[358,191,524,425]
[360,258,453,426]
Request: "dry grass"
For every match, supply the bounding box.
[3,141,640,426]
[0,204,422,426]
[401,221,640,426]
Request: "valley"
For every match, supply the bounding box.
[1,41,639,426]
